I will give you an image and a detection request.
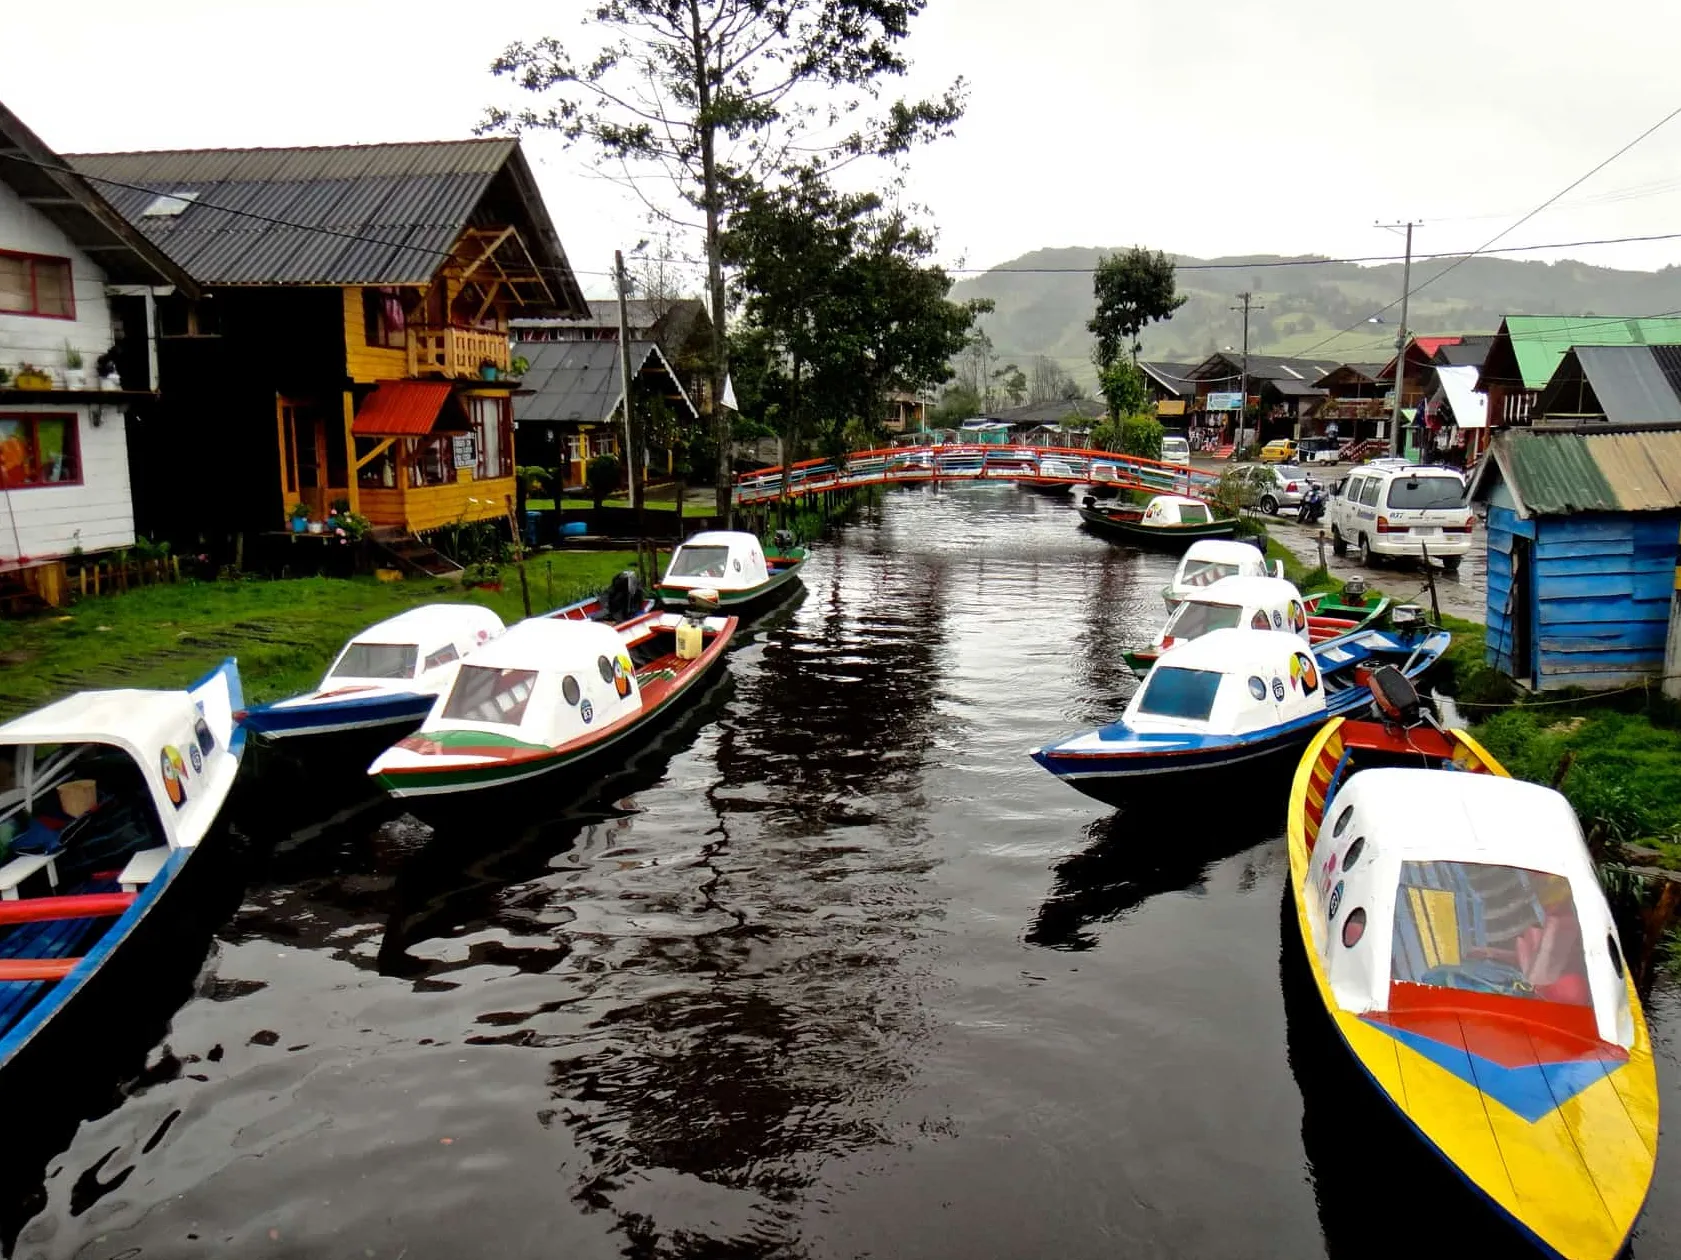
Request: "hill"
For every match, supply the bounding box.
[950,248,1681,386]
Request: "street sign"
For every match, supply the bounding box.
[1207,392,1244,411]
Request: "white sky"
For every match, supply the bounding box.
[7,0,1681,299]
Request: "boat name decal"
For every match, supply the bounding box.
[1272,678,1285,701]
[1327,879,1344,922]
[160,746,189,808]
[581,699,595,724]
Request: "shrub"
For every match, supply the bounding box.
[1120,414,1164,461]
[586,454,622,508]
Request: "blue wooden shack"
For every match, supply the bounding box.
[1468,426,1681,690]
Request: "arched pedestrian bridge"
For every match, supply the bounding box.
[732,444,1221,506]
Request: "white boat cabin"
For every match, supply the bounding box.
[1164,539,1279,607]
[1123,628,1324,735]
[1156,576,1310,651]
[418,617,644,746]
[662,531,769,595]
[311,604,504,697]
[1140,495,1214,526]
[0,669,242,897]
[1305,769,1633,1049]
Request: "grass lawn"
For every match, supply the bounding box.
[0,551,641,718]
[529,497,716,518]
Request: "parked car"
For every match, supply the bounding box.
[1160,434,1191,464]
[1294,435,1340,464]
[1253,464,1320,516]
[1259,438,1298,463]
[1327,463,1473,569]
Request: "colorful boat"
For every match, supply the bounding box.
[0,658,246,1070]
[1287,695,1657,1260]
[1123,577,1391,677]
[1161,538,1281,609]
[368,607,735,798]
[1030,621,1450,806]
[654,530,808,615]
[1016,456,1080,495]
[1079,493,1238,547]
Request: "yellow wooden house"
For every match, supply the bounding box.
[68,140,588,543]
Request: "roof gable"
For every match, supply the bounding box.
[1470,428,1681,516]
[1487,316,1681,390]
[512,338,694,426]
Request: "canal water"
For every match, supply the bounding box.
[11,487,1679,1258]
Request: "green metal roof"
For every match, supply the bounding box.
[1474,428,1681,516]
[1505,316,1681,390]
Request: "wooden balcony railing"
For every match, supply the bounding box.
[407,326,512,379]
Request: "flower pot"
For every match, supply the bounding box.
[14,371,52,391]
[291,517,309,534]
[480,364,499,381]
[64,369,86,390]
[307,521,325,535]
[99,373,121,391]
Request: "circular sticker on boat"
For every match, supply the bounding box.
[580,699,594,724]
[612,655,632,698]
[194,715,215,756]
[1271,610,1283,629]
[1327,879,1344,922]
[733,559,742,572]
[562,675,581,706]
[597,655,614,683]
[189,744,204,774]
[160,746,188,808]
[1272,677,1285,701]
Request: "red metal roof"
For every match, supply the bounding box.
[1413,336,1461,357]
[351,381,463,436]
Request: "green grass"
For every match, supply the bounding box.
[0,554,641,717]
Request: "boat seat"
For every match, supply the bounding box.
[118,846,171,893]
[0,852,59,901]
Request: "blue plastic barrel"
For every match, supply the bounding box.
[560,521,588,537]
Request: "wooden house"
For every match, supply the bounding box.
[1475,316,1681,431]
[1184,353,1340,443]
[67,140,587,547]
[1467,425,1681,690]
[516,297,714,417]
[1138,361,1198,420]
[0,101,199,606]
[1309,362,1388,442]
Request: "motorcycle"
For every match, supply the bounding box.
[1297,483,1327,525]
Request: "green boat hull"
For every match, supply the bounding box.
[655,552,807,614]
[1078,506,1238,548]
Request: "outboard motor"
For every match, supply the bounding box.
[773,528,795,552]
[1364,663,1424,729]
[607,568,642,622]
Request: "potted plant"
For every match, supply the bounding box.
[63,343,85,390]
[480,358,500,382]
[14,363,52,391]
[0,367,10,387]
[509,354,530,378]
[289,502,310,533]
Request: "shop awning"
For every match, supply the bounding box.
[352,381,471,437]
[1434,364,1488,430]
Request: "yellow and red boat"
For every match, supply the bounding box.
[1286,681,1658,1260]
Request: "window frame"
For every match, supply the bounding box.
[0,413,83,489]
[0,250,75,320]
[362,286,408,350]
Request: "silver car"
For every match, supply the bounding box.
[1256,464,1320,515]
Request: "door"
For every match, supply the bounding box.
[1509,536,1534,685]
[280,401,333,521]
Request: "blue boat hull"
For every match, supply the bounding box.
[239,690,436,740]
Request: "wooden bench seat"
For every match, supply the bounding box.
[118,846,171,894]
[0,853,59,901]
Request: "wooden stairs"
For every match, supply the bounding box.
[371,529,464,578]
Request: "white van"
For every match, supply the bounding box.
[1160,434,1191,464]
[1328,464,1473,570]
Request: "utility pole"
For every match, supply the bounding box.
[1232,292,1263,448]
[1383,222,1419,458]
[613,250,640,512]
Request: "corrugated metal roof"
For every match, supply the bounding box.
[514,339,690,425]
[351,381,466,436]
[1500,316,1681,389]
[1482,429,1681,515]
[63,140,584,312]
[1571,346,1681,424]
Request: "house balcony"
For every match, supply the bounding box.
[407,326,512,380]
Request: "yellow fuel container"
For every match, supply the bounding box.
[676,616,705,661]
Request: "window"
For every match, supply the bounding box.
[1163,601,1242,640]
[668,545,730,579]
[1178,559,1239,589]
[1386,476,1465,510]
[473,396,512,480]
[1390,862,1590,1005]
[330,643,418,680]
[0,415,80,487]
[1358,478,1382,507]
[0,251,74,319]
[1135,667,1223,721]
[409,435,457,487]
[442,666,539,726]
[362,287,407,349]
[1177,502,1210,524]
[422,644,459,672]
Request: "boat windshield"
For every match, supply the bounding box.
[441,666,540,726]
[1177,560,1239,590]
[668,545,731,579]
[331,642,418,680]
[1390,861,1590,1006]
[1177,503,1211,524]
[1164,601,1243,640]
[1135,667,1223,721]
[1386,476,1464,510]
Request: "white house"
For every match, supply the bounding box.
[0,101,194,606]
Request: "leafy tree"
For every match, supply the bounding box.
[487,2,964,518]
[1088,418,1122,452]
[1097,358,1147,422]
[1120,414,1164,461]
[586,453,622,508]
[994,362,1027,406]
[930,383,981,427]
[1088,247,1187,369]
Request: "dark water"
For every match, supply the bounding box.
[13,487,1680,1259]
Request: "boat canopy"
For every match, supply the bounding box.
[1157,576,1309,649]
[1167,539,1274,600]
[1141,495,1213,526]
[662,531,770,595]
[1123,628,1324,735]
[1307,768,1631,1048]
[423,617,642,746]
[320,604,504,688]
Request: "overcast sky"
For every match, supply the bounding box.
[8,0,1681,299]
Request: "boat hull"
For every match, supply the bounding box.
[655,556,806,617]
[1285,720,1659,1260]
[1031,719,1318,807]
[1078,506,1238,547]
[239,690,436,741]
[1125,593,1393,679]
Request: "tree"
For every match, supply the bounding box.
[1097,358,1147,422]
[487,3,965,518]
[1088,247,1187,369]
[929,383,981,427]
[993,362,1027,407]
[587,453,622,508]
[1029,355,1081,404]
